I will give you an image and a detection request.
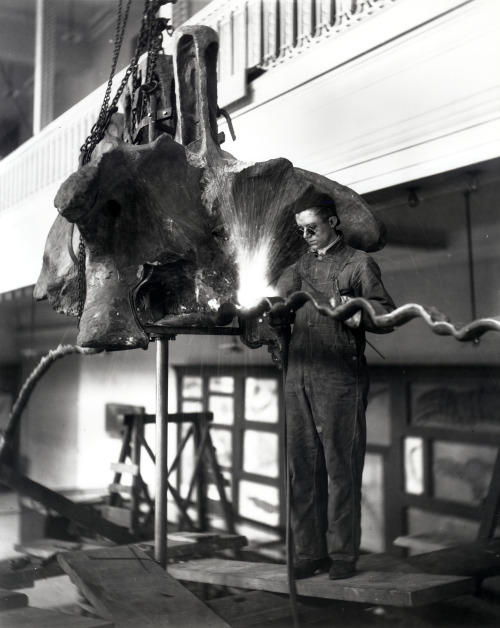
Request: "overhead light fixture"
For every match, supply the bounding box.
[407,188,420,208]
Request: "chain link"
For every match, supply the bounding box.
[77,235,87,324]
[76,0,171,323]
[80,0,133,166]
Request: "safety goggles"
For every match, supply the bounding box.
[296,226,317,237]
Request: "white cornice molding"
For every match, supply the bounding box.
[220,0,500,193]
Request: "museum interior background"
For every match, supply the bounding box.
[0,0,499,563]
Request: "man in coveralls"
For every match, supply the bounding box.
[277,203,395,580]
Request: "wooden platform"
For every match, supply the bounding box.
[168,557,473,607]
[58,545,231,628]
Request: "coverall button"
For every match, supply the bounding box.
[352,356,357,361]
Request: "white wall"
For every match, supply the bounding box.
[17,326,276,492]
[220,0,500,193]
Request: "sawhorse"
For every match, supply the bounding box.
[107,411,236,538]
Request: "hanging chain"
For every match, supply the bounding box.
[80,0,133,166]
[76,0,133,324]
[131,1,169,135]
[77,236,87,322]
[76,0,172,324]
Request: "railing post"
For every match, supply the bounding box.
[262,0,279,68]
[247,0,263,69]
[315,0,335,36]
[297,0,315,48]
[219,11,233,81]
[233,2,248,75]
[279,0,297,60]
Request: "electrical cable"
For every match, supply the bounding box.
[280,325,301,628]
[0,345,101,467]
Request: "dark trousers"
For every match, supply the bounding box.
[285,333,368,563]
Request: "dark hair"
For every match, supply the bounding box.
[298,205,336,221]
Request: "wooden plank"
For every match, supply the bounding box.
[58,546,230,628]
[0,465,134,545]
[168,558,473,607]
[108,483,132,495]
[110,462,139,476]
[394,533,456,553]
[0,588,28,610]
[130,412,214,425]
[407,538,500,578]
[100,505,132,528]
[14,538,81,559]
[137,533,248,559]
[0,606,113,627]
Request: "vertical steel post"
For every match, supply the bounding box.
[34,0,56,134]
[464,189,477,322]
[155,337,169,568]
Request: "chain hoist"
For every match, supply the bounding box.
[76,0,174,323]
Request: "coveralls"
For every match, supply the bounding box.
[277,236,395,564]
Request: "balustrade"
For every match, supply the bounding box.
[0,0,397,215]
[187,0,397,72]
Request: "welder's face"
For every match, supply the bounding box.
[295,209,337,251]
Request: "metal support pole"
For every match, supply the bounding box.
[464,189,477,322]
[34,0,56,133]
[155,337,170,568]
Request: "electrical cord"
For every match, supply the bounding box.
[279,325,301,628]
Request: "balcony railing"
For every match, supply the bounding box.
[184,0,398,79]
[0,0,397,216]
[0,89,101,215]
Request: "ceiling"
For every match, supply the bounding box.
[364,156,500,267]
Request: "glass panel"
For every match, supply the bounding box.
[182,376,203,399]
[245,378,278,423]
[210,428,232,468]
[182,400,203,413]
[433,441,497,506]
[243,431,279,478]
[410,382,500,432]
[366,383,391,446]
[239,480,280,526]
[361,453,384,552]
[404,437,424,495]
[209,395,234,425]
[209,376,234,394]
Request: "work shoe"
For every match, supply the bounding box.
[329,561,356,580]
[293,557,330,580]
